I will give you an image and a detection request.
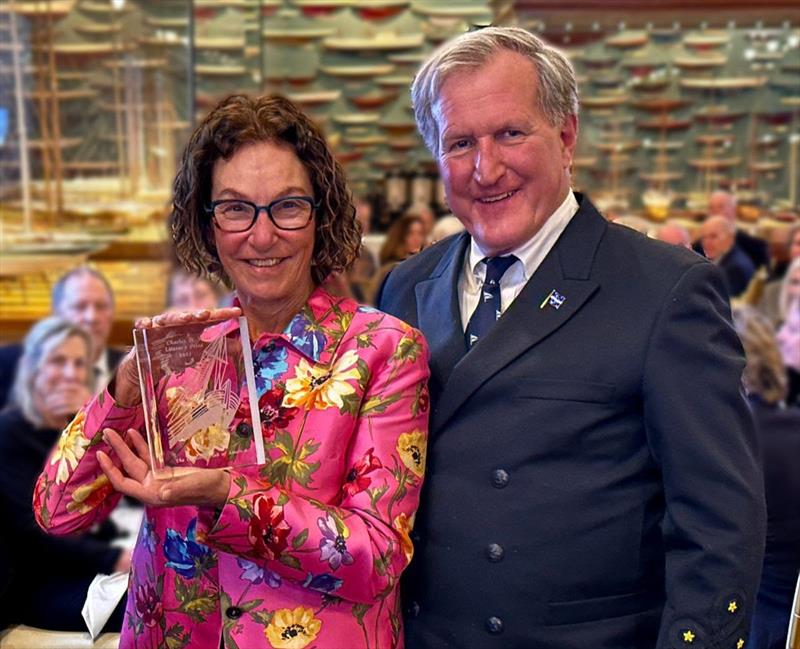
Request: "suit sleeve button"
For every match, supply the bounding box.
[491,469,509,488]
[485,543,505,562]
[485,616,504,634]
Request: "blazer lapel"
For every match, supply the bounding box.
[432,200,607,432]
[415,233,470,392]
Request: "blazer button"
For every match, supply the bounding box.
[491,469,509,488]
[226,606,243,620]
[236,422,252,437]
[485,543,505,562]
[408,601,421,618]
[485,616,504,635]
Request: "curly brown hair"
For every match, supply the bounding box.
[171,94,361,287]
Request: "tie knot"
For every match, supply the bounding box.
[483,255,517,285]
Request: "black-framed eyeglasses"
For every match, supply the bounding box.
[206,196,317,232]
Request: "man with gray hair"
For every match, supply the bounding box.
[701,215,756,298]
[0,266,124,408]
[379,26,764,648]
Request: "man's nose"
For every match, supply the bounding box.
[473,138,504,186]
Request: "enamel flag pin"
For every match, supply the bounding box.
[540,289,566,310]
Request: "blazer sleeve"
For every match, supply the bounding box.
[643,262,766,649]
[197,324,431,605]
[34,389,142,537]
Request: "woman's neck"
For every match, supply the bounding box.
[239,285,316,335]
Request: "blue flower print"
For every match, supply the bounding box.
[141,516,157,554]
[317,514,354,571]
[237,558,281,588]
[357,305,381,315]
[303,572,343,593]
[163,518,214,579]
[286,314,326,361]
[254,345,288,392]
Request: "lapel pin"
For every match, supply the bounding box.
[540,289,566,310]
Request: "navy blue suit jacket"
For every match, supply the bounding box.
[379,194,766,649]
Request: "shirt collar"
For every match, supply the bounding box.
[218,286,358,365]
[466,190,579,281]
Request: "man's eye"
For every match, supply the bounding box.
[450,139,470,151]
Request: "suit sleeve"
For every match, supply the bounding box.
[643,262,766,649]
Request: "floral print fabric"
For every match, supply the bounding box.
[34,288,430,649]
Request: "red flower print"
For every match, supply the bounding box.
[342,447,383,497]
[247,495,291,560]
[135,581,163,628]
[259,387,298,436]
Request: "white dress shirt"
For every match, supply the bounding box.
[93,351,112,394]
[459,191,579,331]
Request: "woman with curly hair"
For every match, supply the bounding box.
[34,95,430,649]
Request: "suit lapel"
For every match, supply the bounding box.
[415,233,470,391]
[432,199,607,433]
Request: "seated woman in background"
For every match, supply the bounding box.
[0,317,129,631]
[732,307,800,649]
[369,214,426,303]
[34,94,429,649]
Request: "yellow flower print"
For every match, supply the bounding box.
[397,430,427,478]
[265,606,322,649]
[50,411,91,484]
[67,474,113,514]
[394,512,416,564]
[185,423,230,463]
[283,350,361,411]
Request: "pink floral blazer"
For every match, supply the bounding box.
[34,288,430,649]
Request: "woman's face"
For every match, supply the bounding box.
[211,140,316,314]
[777,302,800,371]
[405,221,425,256]
[34,335,89,405]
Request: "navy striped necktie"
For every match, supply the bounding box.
[465,255,518,348]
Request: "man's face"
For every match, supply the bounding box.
[701,219,734,261]
[55,274,114,359]
[433,50,577,256]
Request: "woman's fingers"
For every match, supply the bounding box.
[97,450,151,503]
[125,428,151,465]
[136,306,242,330]
[103,428,149,482]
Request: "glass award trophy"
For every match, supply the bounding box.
[133,316,264,479]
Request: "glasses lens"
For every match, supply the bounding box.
[214,200,255,231]
[271,197,312,229]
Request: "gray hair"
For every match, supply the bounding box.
[51,265,115,311]
[10,317,92,428]
[411,26,579,158]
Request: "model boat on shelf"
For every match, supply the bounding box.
[320,64,394,78]
[680,77,767,90]
[323,33,424,51]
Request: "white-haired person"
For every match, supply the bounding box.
[0,317,130,631]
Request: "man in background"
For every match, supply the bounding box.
[656,222,692,249]
[0,266,124,408]
[701,215,757,298]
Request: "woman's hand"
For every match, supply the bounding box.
[97,428,231,508]
[111,306,242,407]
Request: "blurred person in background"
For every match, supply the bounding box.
[166,267,225,312]
[656,222,692,249]
[428,214,465,246]
[776,275,800,407]
[732,307,800,649]
[354,195,374,236]
[369,214,426,303]
[0,266,124,409]
[760,228,800,322]
[0,317,129,631]
[405,204,436,242]
[701,215,756,298]
[698,190,770,271]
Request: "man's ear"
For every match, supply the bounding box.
[560,114,579,169]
